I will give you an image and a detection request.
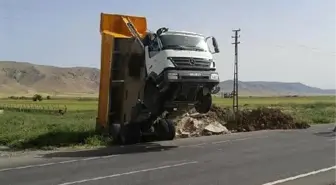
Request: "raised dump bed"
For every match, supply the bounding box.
[96,13,176,145]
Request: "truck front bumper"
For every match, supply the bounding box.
[163,70,220,83]
[157,70,221,94]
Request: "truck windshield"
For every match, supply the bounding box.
[159,34,209,52]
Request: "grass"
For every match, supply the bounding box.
[0,95,335,150]
[0,97,102,149]
[0,110,109,150]
[0,99,97,111]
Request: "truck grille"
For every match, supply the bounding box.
[169,57,211,68]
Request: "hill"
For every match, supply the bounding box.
[0,61,99,96]
[218,80,335,96]
[0,61,334,96]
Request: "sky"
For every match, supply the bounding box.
[0,0,335,89]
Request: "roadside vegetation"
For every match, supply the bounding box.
[213,96,336,124]
[0,95,335,150]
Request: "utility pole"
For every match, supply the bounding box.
[232,29,241,115]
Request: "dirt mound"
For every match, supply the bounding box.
[223,107,311,132]
[172,105,310,137]
[173,112,230,138]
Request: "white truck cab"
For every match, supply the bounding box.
[145,30,217,75]
[142,27,221,116]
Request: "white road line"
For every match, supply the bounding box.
[0,155,119,172]
[57,161,198,185]
[262,166,336,185]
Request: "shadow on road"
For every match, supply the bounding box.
[9,130,100,150]
[313,131,336,138]
[41,143,178,158]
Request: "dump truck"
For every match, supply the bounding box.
[96,13,221,145]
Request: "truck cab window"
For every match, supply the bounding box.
[149,38,160,58]
[160,34,208,52]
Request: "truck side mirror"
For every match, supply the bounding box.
[212,37,220,53]
[206,36,220,54]
[156,27,168,36]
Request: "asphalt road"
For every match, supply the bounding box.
[0,124,335,185]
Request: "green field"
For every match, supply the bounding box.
[1,96,334,111]
[0,99,97,111]
[0,96,335,150]
[213,96,335,106]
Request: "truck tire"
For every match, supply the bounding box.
[155,119,176,141]
[165,119,176,140]
[119,123,142,145]
[195,93,212,114]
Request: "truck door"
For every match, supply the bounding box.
[145,37,160,74]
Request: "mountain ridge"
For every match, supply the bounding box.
[0,61,100,96]
[0,61,334,96]
[218,80,335,96]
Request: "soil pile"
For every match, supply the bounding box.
[221,107,311,132]
[172,105,310,137]
[173,112,230,138]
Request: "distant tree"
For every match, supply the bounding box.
[46,95,51,100]
[32,94,43,101]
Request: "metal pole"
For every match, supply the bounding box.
[232,29,241,117]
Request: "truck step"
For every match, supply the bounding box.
[163,102,178,109]
[112,51,122,54]
[111,80,125,86]
[111,80,124,83]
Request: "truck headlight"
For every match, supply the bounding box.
[210,73,219,80]
[167,72,178,80]
[209,60,216,68]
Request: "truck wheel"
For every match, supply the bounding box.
[195,93,212,114]
[165,119,176,140]
[119,123,142,145]
[155,119,176,141]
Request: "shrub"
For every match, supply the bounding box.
[32,94,43,101]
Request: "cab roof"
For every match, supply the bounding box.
[160,30,205,37]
